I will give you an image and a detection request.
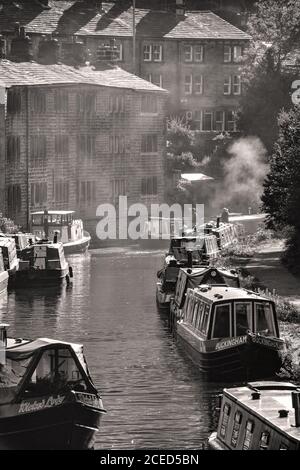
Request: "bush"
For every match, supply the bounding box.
[0,214,19,234]
[277,349,300,383]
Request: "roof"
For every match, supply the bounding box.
[0,60,167,92]
[191,285,271,303]
[0,1,251,40]
[6,337,83,359]
[181,266,238,280]
[224,383,300,441]
[31,210,75,215]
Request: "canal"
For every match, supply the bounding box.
[0,249,223,450]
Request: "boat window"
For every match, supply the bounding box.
[195,301,204,330]
[32,215,43,225]
[191,302,199,327]
[220,402,231,438]
[255,303,275,336]
[259,431,270,450]
[187,297,195,323]
[51,214,61,224]
[279,443,289,450]
[234,302,252,336]
[200,304,210,335]
[23,347,89,398]
[0,356,32,404]
[243,420,255,450]
[212,304,231,339]
[231,410,242,448]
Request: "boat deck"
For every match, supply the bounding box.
[225,383,300,441]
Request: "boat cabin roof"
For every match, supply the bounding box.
[190,285,272,304]
[6,337,83,359]
[224,382,300,441]
[31,211,75,216]
[0,237,14,247]
[180,266,238,280]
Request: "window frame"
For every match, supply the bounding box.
[211,302,232,339]
[234,302,252,337]
[184,74,193,95]
[223,76,232,95]
[195,75,203,95]
[141,134,158,154]
[143,44,152,61]
[233,75,242,95]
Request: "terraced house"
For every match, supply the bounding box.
[0,60,167,237]
[0,0,250,148]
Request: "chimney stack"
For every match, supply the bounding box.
[0,35,6,59]
[38,36,60,64]
[10,23,33,62]
[175,0,186,17]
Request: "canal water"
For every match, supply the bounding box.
[0,249,224,450]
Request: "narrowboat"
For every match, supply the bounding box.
[0,251,9,295]
[169,266,240,324]
[30,210,91,254]
[139,217,184,250]
[0,238,19,283]
[0,232,37,257]
[0,324,106,450]
[15,240,71,287]
[177,285,285,380]
[209,381,300,450]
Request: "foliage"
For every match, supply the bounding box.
[0,214,19,234]
[238,0,300,151]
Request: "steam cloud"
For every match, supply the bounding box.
[212,137,268,213]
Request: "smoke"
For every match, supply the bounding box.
[212,137,268,214]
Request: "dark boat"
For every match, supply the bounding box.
[15,240,71,287]
[176,285,285,380]
[31,210,91,255]
[0,232,37,258]
[209,381,300,450]
[0,324,106,450]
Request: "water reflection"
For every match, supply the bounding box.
[1,249,223,449]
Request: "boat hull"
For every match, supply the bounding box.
[0,401,103,450]
[0,271,8,294]
[63,235,91,254]
[14,268,69,287]
[176,325,282,381]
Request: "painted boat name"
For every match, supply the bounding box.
[19,395,65,413]
[215,336,247,351]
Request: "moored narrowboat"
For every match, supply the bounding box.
[0,251,9,296]
[0,324,106,450]
[176,285,285,380]
[0,238,19,284]
[209,381,300,450]
[15,240,71,287]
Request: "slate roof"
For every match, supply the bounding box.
[0,1,251,40]
[0,59,167,92]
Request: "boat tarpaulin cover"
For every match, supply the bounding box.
[6,338,83,361]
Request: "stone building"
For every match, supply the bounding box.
[0,1,250,144]
[0,59,167,237]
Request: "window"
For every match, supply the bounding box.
[7,184,21,214]
[233,45,243,62]
[153,44,162,62]
[183,44,204,62]
[226,110,237,132]
[109,95,124,113]
[141,134,158,153]
[233,75,241,95]
[224,76,231,95]
[143,44,152,61]
[212,304,231,339]
[145,73,163,88]
[109,136,125,154]
[195,75,203,95]
[77,180,96,205]
[194,110,202,130]
[55,181,69,203]
[202,111,213,131]
[30,135,46,166]
[235,303,251,336]
[0,355,31,404]
[6,136,20,164]
[243,421,254,450]
[54,90,68,112]
[114,42,123,61]
[215,111,225,132]
[231,411,242,448]
[77,135,95,160]
[255,303,275,336]
[259,431,270,450]
[30,182,47,207]
[224,45,232,63]
[200,304,210,335]
[141,176,158,195]
[111,178,127,199]
[77,92,96,114]
[7,90,21,114]
[183,44,192,62]
[31,91,46,114]
[184,75,192,94]
[220,403,231,438]
[141,95,158,114]
[55,135,69,157]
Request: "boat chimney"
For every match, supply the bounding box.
[0,324,9,366]
[216,216,221,228]
[292,391,300,427]
[187,250,193,268]
[43,209,49,239]
[53,231,58,244]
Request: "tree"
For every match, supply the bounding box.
[239,0,300,152]
[262,106,300,267]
